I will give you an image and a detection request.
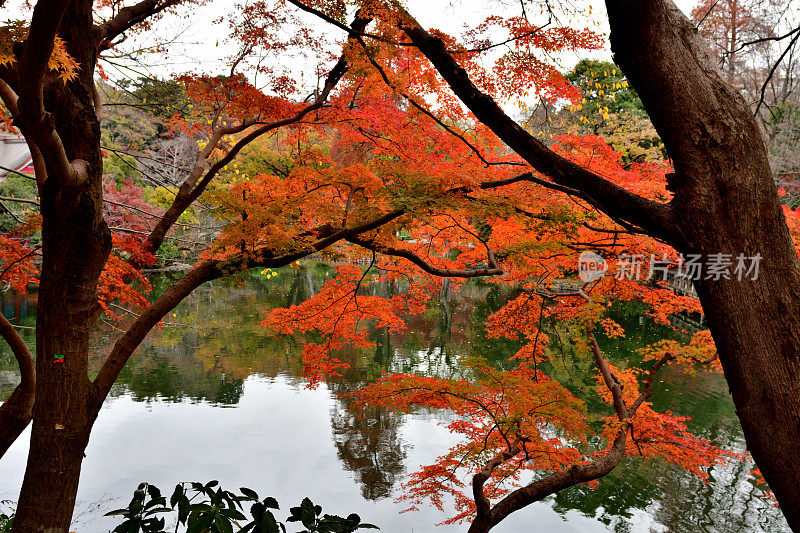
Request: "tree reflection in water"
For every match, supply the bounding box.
[0,264,788,531]
[329,384,406,501]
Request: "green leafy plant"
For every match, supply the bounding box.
[105,483,171,533]
[0,500,15,533]
[285,497,376,533]
[107,482,378,533]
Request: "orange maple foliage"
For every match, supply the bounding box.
[151,11,755,517]
[355,366,589,523]
[199,25,751,518]
[97,234,156,319]
[0,21,79,84]
[1,0,787,526]
[240,114,737,520]
[0,235,38,294]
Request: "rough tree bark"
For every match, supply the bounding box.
[0,4,388,529]
[607,1,800,530]
[3,0,800,529]
[9,0,112,529]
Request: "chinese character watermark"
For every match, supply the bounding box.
[615,253,645,280]
[576,252,762,283]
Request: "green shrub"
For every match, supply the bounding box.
[107,482,379,533]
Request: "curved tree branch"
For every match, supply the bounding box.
[15,0,89,186]
[344,233,502,278]
[467,322,675,532]
[0,80,47,185]
[142,11,373,254]
[382,6,673,240]
[0,313,35,459]
[471,437,522,521]
[90,207,405,408]
[283,2,672,238]
[95,0,181,48]
[755,29,800,115]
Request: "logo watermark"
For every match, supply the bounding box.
[578,251,608,282]
[578,253,762,282]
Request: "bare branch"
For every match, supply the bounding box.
[756,29,800,115]
[344,233,503,278]
[730,26,800,55]
[142,11,373,254]
[0,196,39,207]
[95,0,180,47]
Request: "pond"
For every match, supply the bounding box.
[0,264,789,532]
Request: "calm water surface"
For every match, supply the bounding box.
[0,265,789,532]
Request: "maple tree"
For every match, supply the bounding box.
[0,1,389,528]
[278,2,800,530]
[255,147,727,530]
[0,0,798,532]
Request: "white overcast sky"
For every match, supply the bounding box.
[1,0,700,95]
[87,0,701,84]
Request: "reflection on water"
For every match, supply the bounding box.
[330,384,406,501]
[0,264,790,531]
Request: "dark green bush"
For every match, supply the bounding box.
[107,482,379,533]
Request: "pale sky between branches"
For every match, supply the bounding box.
[1,0,699,107]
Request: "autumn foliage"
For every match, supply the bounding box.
[0,0,794,530]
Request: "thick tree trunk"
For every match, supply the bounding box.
[11,173,110,531]
[12,426,91,531]
[401,0,800,527]
[11,2,110,524]
[693,226,800,530]
[606,1,800,529]
[467,518,492,533]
